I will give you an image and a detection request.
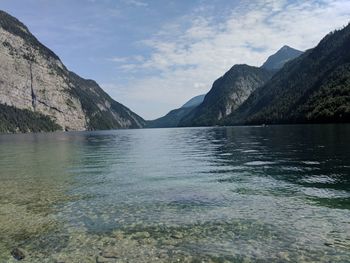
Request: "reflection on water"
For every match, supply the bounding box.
[0,125,350,262]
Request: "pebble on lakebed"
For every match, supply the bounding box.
[100,249,119,258]
[11,247,27,260]
[131,231,151,239]
[96,255,116,263]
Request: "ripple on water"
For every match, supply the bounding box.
[244,161,277,166]
[241,149,259,153]
[1,126,350,262]
[302,161,321,165]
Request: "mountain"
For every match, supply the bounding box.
[68,72,145,130]
[177,46,303,127]
[147,94,205,128]
[224,24,350,125]
[181,94,205,108]
[0,10,145,133]
[261,45,303,71]
[178,65,273,127]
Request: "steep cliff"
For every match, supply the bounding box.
[0,10,145,132]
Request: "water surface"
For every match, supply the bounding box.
[0,125,350,262]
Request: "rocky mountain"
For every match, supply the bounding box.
[0,10,145,133]
[177,46,303,127]
[261,45,303,71]
[147,94,205,128]
[224,24,350,125]
[178,65,273,127]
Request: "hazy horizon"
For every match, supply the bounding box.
[1,0,349,119]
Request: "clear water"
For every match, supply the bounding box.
[0,125,350,262]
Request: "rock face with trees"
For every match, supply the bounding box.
[178,65,274,127]
[224,24,350,125]
[176,45,303,127]
[0,10,145,133]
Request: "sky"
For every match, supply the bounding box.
[0,0,349,119]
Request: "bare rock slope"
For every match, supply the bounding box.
[0,10,145,132]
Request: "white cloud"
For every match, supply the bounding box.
[106,0,350,119]
[109,57,129,63]
[122,0,148,7]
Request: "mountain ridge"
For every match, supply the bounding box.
[178,64,274,127]
[261,45,303,71]
[0,10,145,132]
[147,94,205,128]
[156,45,303,128]
[223,24,350,125]
[181,94,205,108]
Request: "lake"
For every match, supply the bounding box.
[0,125,350,262]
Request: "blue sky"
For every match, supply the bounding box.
[1,0,349,119]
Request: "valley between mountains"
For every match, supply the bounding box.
[0,10,349,133]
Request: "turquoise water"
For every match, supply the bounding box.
[0,125,350,262]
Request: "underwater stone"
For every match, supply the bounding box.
[11,247,27,260]
[132,231,150,239]
[171,232,184,239]
[96,255,115,263]
[101,249,119,258]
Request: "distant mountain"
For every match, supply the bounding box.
[177,45,303,127]
[178,65,273,127]
[147,94,205,128]
[181,94,205,108]
[261,45,303,71]
[0,10,145,133]
[224,24,350,125]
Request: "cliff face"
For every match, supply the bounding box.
[0,10,145,132]
[69,72,146,130]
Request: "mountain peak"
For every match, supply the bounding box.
[261,45,303,71]
[281,45,292,49]
[0,10,30,37]
[0,10,59,60]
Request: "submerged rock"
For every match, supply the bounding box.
[11,247,27,260]
[171,232,184,239]
[132,231,151,239]
[96,255,115,263]
[101,249,119,258]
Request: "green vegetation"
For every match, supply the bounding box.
[0,104,62,133]
[297,64,350,123]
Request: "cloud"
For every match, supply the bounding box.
[109,57,129,63]
[122,0,148,7]
[104,0,350,119]
[109,55,145,63]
